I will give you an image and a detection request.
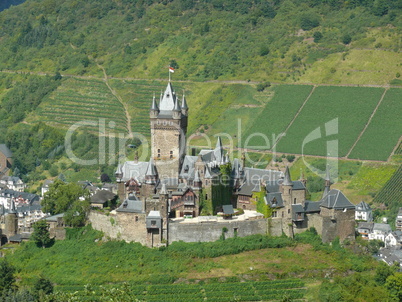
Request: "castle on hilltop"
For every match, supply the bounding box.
[89,80,356,247]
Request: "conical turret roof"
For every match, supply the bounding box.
[282,166,293,186]
[181,94,188,110]
[151,94,159,111]
[145,158,157,176]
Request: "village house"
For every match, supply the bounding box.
[396,207,402,231]
[0,176,25,192]
[355,201,373,222]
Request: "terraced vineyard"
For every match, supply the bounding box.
[348,88,402,161]
[241,85,313,150]
[373,165,402,205]
[36,78,127,134]
[276,86,384,157]
[55,279,306,301]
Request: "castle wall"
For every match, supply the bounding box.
[88,211,148,245]
[268,218,284,237]
[168,218,267,244]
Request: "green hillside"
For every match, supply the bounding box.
[0,0,400,84]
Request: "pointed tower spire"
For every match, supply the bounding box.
[181,92,188,116]
[160,183,168,195]
[115,164,123,182]
[282,166,293,186]
[323,164,331,197]
[145,158,157,176]
[151,93,159,110]
[214,137,223,164]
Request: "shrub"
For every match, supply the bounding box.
[313,31,323,43]
[300,13,320,31]
[342,33,352,45]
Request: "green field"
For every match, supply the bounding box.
[33,78,127,133]
[348,88,402,161]
[276,86,385,157]
[54,279,306,301]
[241,85,313,150]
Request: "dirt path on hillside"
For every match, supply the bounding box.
[95,63,133,138]
[1,70,401,89]
[345,88,389,158]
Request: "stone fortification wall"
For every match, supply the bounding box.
[168,218,267,244]
[88,211,148,245]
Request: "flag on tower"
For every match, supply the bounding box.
[169,66,175,73]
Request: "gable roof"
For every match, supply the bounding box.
[0,144,12,158]
[320,189,355,210]
[117,194,144,213]
[356,201,371,212]
[265,192,284,208]
[222,204,234,215]
[90,190,117,204]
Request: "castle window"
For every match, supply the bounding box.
[170,150,173,159]
[288,209,290,214]
[135,216,138,222]
[289,189,291,194]
[205,194,208,200]
[151,220,156,226]
[294,198,296,204]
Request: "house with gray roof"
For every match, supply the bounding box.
[355,201,373,222]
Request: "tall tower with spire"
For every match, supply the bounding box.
[150,82,188,178]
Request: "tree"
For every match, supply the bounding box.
[33,276,53,299]
[31,219,52,248]
[313,31,323,43]
[342,33,352,45]
[0,260,15,293]
[42,179,90,215]
[375,262,394,285]
[300,13,320,30]
[385,273,402,301]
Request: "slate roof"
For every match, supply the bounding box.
[265,192,284,208]
[147,210,161,218]
[45,213,65,222]
[373,223,392,234]
[282,166,293,186]
[222,204,234,215]
[9,233,31,243]
[304,200,321,213]
[356,201,371,212]
[159,82,177,111]
[320,189,355,210]
[117,194,144,213]
[120,161,149,182]
[357,222,374,232]
[292,204,305,221]
[90,190,117,204]
[0,144,12,158]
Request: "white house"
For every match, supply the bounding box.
[0,176,25,192]
[355,201,373,222]
[369,223,392,242]
[385,231,402,248]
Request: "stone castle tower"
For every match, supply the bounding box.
[150,82,188,178]
[5,200,17,239]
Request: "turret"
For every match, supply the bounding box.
[172,98,181,120]
[150,94,159,119]
[193,169,202,189]
[5,200,17,239]
[323,164,331,198]
[181,93,188,116]
[145,158,158,184]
